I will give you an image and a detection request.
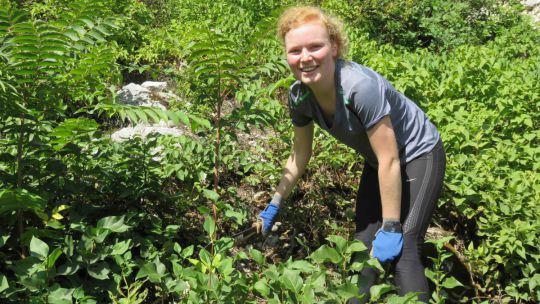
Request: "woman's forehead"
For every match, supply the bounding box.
[284,22,330,44]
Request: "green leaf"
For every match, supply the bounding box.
[224,209,246,225]
[0,273,8,293]
[57,260,80,276]
[189,115,211,131]
[199,248,212,267]
[49,118,99,150]
[386,293,421,304]
[281,269,302,293]
[441,276,463,289]
[168,279,190,293]
[144,107,161,124]
[289,260,315,272]
[71,25,86,36]
[0,235,9,248]
[424,268,435,282]
[136,259,165,283]
[326,235,347,253]
[46,248,63,269]
[135,108,149,124]
[87,30,104,42]
[126,109,139,124]
[203,216,216,238]
[63,30,79,41]
[94,24,112,36]
[111,239,131,255]
[336,282,359,299]
[202,189,219,202]
[370,283,394,302]
[254,278,270,297]
[96,216,129,233]
[87,262,110,280]
[218,257,234,277]
[250,248,265,265]
[182,245,194,259]
[0,188,47,220]
[88,227,109,243]
[47,284,73,304]
[30,236,49,260]
[310,245,341,264]
[175,111,190,125]
[10,34,38,44]
[346,241,368,254]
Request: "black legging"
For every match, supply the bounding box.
[353,140,446,303]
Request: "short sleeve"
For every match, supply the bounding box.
[288,84,313,127]
[349,78,391,129]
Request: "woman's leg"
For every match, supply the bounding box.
[353,140,446,302]
[394,140,446,301]
[353,164,381,303]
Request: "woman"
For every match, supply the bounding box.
[257,6,446,302]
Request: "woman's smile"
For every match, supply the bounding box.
[300,65,318,73]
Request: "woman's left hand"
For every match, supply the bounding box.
[372,230,403,262]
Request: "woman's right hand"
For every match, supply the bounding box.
[258,123,313,235]
[257,202,280,235]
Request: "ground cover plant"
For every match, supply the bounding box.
[0,0,538,303]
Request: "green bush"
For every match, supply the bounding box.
[326,0,525,51]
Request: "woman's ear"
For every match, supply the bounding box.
[331,42,339,58]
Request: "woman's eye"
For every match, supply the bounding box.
[309,44,323,51]
[288,49,301,55]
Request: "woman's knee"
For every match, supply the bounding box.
[395,234,424,271]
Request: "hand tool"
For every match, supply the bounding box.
[202,222,262,249]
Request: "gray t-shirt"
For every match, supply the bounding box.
[288,59,440,167]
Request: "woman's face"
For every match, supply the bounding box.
[284,22,337,88]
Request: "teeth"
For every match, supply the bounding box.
[301,66,317,72]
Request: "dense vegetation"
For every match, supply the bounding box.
[0,0,538,303]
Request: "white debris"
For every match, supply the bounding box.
[141,81,168,92]
[524,0,540,7]
[116,83,166,110]
[111,124,186,142]
[112,81,191,143]
[523,0,540,23]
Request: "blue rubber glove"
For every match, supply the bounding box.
[258,202,280,235]
[372,230,403,262]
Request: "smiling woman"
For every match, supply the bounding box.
[256,5,447,303]
[284,23,337,89]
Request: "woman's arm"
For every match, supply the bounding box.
[257,122,314,234]
[367,116,401,221]
[274,121,314,200]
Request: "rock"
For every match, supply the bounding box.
[117,83,149,104]
[253,191,266,201]
[116,83,166,110]
[522,0,540,23]
[141,81,168,92]
[271,222,281,232]
[111,124,186,142]
[156,92,181,105]
[524,0,540,7]
[111,81,194,144]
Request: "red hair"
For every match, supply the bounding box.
[277,6,348,58]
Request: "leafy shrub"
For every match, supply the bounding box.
[325,0,525,51]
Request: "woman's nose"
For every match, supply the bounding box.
[300,48,312,61]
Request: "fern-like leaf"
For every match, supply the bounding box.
[82,103,207,132]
